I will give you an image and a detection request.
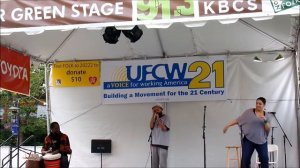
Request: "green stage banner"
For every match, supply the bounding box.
[0,0,299,34]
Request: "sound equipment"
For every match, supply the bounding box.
[91,139,112,153]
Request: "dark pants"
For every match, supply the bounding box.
[241,137,268,168]
[61,155,69,168]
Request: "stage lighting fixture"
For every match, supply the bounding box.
[102,27,121,44]
[253,56,262,62]
[122,26,143,43]
[275,54,284,61]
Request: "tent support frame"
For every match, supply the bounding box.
[45,29,77,63]
[239,19,295,51]
[296,24,300,168]
[44,63,51,134]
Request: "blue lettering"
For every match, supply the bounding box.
[152,64,166,80]
[126,63,188,82]
[142,65,152,81]
[165,63,187,80]
[126,65,141,81]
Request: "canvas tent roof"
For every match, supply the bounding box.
[1,15,299,63]
[1,1,300,167]
[0,0,299,62]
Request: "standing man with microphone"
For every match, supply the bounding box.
[150,103,170,168]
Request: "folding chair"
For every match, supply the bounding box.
[255,144,278,168]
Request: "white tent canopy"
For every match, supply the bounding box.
[1,15,298,62]
[1,1,300,167]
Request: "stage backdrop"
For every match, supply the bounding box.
[102,56,227,104]
[49,54,298,167]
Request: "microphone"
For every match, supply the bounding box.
[268,112,276,114]
[204,105,206,110]
[154,113,159,123]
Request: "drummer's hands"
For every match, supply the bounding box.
[52,149,59,155]
[41,151,47,156]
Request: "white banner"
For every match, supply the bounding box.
[102,56,227,104]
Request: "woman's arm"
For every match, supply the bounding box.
[262,117,271,133]
[264,122,271,132]
[223,119,238,133]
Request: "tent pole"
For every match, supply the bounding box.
[296,26,300,168]
[44,63,51,135]
[45,29,77,63]
[239,19,295,50]
[155,29,166,58]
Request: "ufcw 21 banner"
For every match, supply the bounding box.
[102,56,227,104]
[51,61,100,87]
[0,46,30,95]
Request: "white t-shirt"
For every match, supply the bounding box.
[152,114,170,147]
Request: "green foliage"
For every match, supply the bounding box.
[30,65,46,100]
[0,64,47,146]
[0,122,11,145]
[21,116,47,146]
[0,91,13,110]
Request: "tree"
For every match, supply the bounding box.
[21,116,47,146]
[0,64,47,146]
[30,64,46,100]
[0,91,13,144]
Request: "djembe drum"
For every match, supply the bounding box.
[25,153,40,168]
[43,153,61,168]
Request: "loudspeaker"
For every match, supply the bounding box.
[91,139,112,153]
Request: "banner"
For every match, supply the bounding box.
[51,61,100,87]
[0,0,133,29]
[102,56,227,104]
[0,0,299,33]
[0,46,30,95]
[270,0,300,13]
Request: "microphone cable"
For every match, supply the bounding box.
[144,146,151,168]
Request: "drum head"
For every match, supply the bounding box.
[43,153,61,160]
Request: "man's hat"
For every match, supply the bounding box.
[152,103,163,110]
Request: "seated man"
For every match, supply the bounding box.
[42,122,72,168]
